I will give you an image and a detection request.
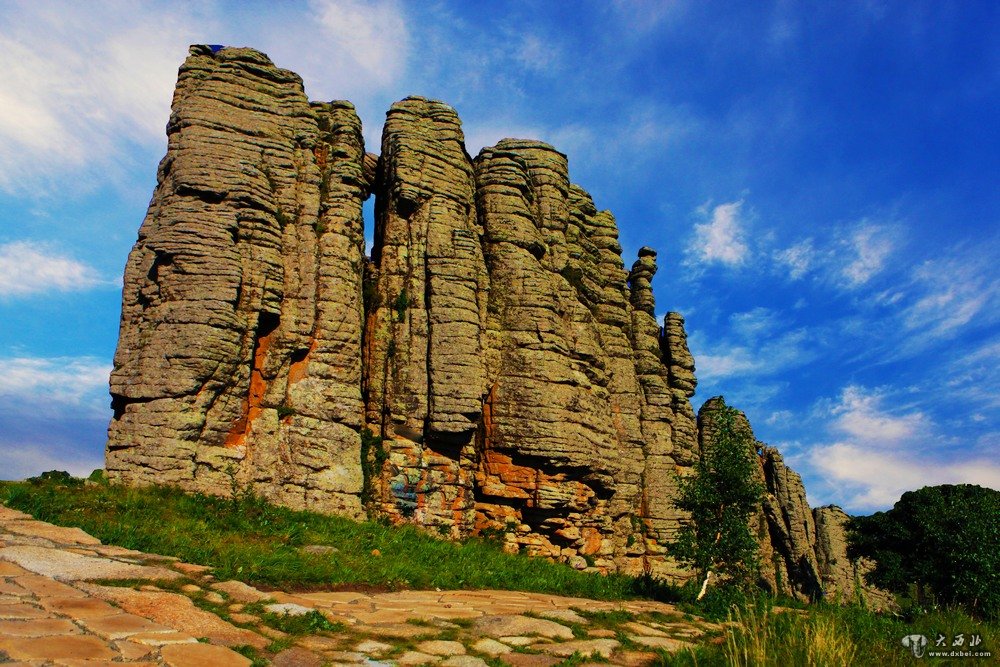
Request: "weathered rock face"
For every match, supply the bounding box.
[696,397,893,605]
[109,47,878,598]
[813,506,896,610]
[108,46,700,577]
[107,46,370,517]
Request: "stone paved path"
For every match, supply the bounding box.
[0,504,721,666]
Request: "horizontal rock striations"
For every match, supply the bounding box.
[108,46,881,601]
[108,46,370,516]
[108,46,700,577]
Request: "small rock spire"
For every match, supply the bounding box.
[627,246,657,315]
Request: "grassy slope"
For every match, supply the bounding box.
[3,478,996,665]
[0,478,644,599]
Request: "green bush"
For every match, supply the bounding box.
[848,484,1000,619]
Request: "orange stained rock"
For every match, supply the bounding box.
[287,337,318,386]
[225,321,277,448]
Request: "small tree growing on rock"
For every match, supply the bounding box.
[670,398,765,599]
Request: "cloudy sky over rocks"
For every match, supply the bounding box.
[1,0,997,513]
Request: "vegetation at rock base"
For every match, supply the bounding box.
[4,473,997,665]
[0,475,649,599]
[848,483,1000,620]
[669,399,765,594]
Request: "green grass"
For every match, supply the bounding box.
[0,478,650,600]
[655,601,999,666]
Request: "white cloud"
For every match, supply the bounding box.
[730,306,780,340]
[514,33,563,73]
[0,1,197,194]
[0,442,103,482]
[901,253,999,340]
[697,347,758,379]
[802,385,1000,512]
[774,239,814,279]
[0,1,414,195]
[840,223,894,287]
[0,356,111,412]
[0,241,105,297]
[308,0,408,89]
[0,355,111,480]
[809,442,1000,512]
[687,200,749,267]
[830,385,928,442]
[609,0,684,33]
[461,123,546,157]
[765,410,794,426]
[690,309,816,382]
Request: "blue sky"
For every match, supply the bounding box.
[1,0,997,514]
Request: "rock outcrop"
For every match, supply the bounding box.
[696,398,893,606]
[108,46,370,516]
[108,46,884,601]
[107,46,699,577]
[813,505,896,610]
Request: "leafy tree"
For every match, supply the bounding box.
[670,398,765,597]
[847,484,1000,619]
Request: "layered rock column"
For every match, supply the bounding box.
[107,46,369,516]
[696,397,893,605]
[363,97,489,533]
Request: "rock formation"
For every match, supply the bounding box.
[107,45,699,577]
[108,46,884,601]
[697,398,893,607]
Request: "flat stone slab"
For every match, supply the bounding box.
[473,614,574,640]
[0,634,118,661]
[398,650,441,665]
[0,617,80,637]
[2,520,102,545]
[211,579,273,603]
[161,641,253,666]
[628,635,694,651]
[417,639,466,656]
[265,602,315,616]
[471,637,510,657]
[531,638,620,659]
[80,612,175,639]
[441,656,490,667]
[79,584,268,649]
[540,608,588,624]
[0,545,180,581]
[0,505,714,667]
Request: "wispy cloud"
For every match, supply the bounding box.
[307,0,408,89]
[0,442,103,482]
[839,223,895,287]
[0,1,416,195]
[774,239,814,280]
[0,1,197,194]
[690,307,817,383]
[0,356,111,414]
[801,385,1000,512]
[0,355,111,480]
[686,200,749,267]
[900,251,999,342]
[0,241,106,297]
